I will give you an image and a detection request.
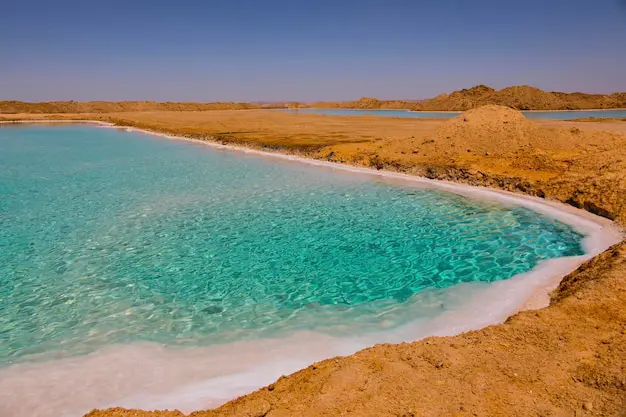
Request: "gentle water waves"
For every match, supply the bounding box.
[292,108,626,120]
[0,125,585,361]
[0,125,591,415]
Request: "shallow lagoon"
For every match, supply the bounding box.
[0,124,586,364]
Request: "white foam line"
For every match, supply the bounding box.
[1,119,623,417]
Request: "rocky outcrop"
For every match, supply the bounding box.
[311,85,626,111]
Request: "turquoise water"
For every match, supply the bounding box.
[0,125,584,364]
[290,108,626,120]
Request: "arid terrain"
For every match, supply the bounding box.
[2,105,626,416]
[0,101,267,114]
[310,85,626,111]
[2,85,626,114]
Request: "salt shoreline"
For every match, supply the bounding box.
[1,119,623,417]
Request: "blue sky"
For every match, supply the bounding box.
[2,0,625,101]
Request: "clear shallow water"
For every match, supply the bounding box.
[290,108,626,120]
[0,125,585,364]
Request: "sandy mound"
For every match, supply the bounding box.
[431,105,543,155]
[428,105,620,158]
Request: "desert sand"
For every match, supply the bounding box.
[2,105,626,416]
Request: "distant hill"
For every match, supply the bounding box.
[310,85,626,111]
[420,85,626,111]
[310,97,419,110]
[0,101,267,114]
[2,86,625,114]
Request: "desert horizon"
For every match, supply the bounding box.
[3,84,626,113]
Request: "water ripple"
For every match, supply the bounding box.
[0,125,584,363]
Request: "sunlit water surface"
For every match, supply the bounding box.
[0,125,585,366]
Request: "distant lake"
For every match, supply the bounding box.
[288,108,626,120]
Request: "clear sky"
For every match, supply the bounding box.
[2,0,625,102]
